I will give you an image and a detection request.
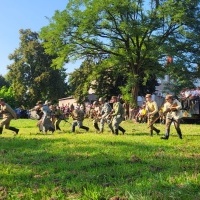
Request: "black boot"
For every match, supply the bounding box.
[161,130,169,140]
[177,129,183,139]
[114,129,119,135]
[108,124,114,134]
[118,126,126,134]
[94,123,100,132]
[153,127,160,135]
[9,127,19,134]
[150,130,153,136]
[71,126,75,132]
[49,127,55,133]
[55,123,61,131]
[0,127,3,134]
[81,126,89,132]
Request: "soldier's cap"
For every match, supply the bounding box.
[99,97,104,102]
[0,98,4,102]
[165,95,173,100]
[93,101,98,105]
[36,100,43,105]
[145,94,151,98]
[44,100,51,105]
[111,96,117,100]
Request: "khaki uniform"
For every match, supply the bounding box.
[112,102,125,135]
[0,103,17,128]
[0,103,19,134]
[162,99,183,139]
[71,108,89,132]
[146,100,160,136]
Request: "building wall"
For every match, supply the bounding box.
[58,97,77,108]
[58,94,98,107]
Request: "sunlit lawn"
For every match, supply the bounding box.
[0,118,200,200]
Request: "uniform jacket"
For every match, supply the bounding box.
[0,103,17,119]
[72,109,85,121]
[145,101,158,116]
[101,103,112,118]
[112,102,124,116]
[163,99,182,120]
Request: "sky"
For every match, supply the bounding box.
[0,0,80,76]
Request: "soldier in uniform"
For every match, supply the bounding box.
[0,98,19,135]
[110,96,126,135]
[31,100,44,132]
[145,94,160,136]
[41,101,55,134]
[161,94,183,140]
[99,97,114,134]
[90,101,101,132]
[71,105,89,132]
[54,106,64,131]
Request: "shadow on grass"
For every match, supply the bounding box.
[0,135,200,199]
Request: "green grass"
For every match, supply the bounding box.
[0,119,200,200]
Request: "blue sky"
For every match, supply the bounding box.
[0,0,80,76]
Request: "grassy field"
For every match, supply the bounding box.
[0,118,200,200]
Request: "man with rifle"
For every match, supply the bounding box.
[145,94,160,136]
[160,94,183,140]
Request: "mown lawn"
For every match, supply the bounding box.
[0,118,200,200]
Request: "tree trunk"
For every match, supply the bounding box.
[131,85,139,107]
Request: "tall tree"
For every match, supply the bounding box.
[7,29,69,107]
[40,0,200,105]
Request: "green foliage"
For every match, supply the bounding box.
[0,119,200,199]
[0,86,16,107]
[7,29,69,107]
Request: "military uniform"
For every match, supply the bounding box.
[99,97,114,133]
[111,96,126,135]
[161,95,183,140]
[41,102,55,134]
[0,98,19,135]
[145,94,160,136]
[71,106,89,132]
[91,101,101,132]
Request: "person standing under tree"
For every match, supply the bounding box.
[145,94,160,136]
[110,96,126,135]
[161,94,183,140]
[0,98,19,135]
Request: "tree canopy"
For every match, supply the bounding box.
[40,0,200,105]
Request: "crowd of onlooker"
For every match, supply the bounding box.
[14,87,200,121]
[179,87,200,110]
